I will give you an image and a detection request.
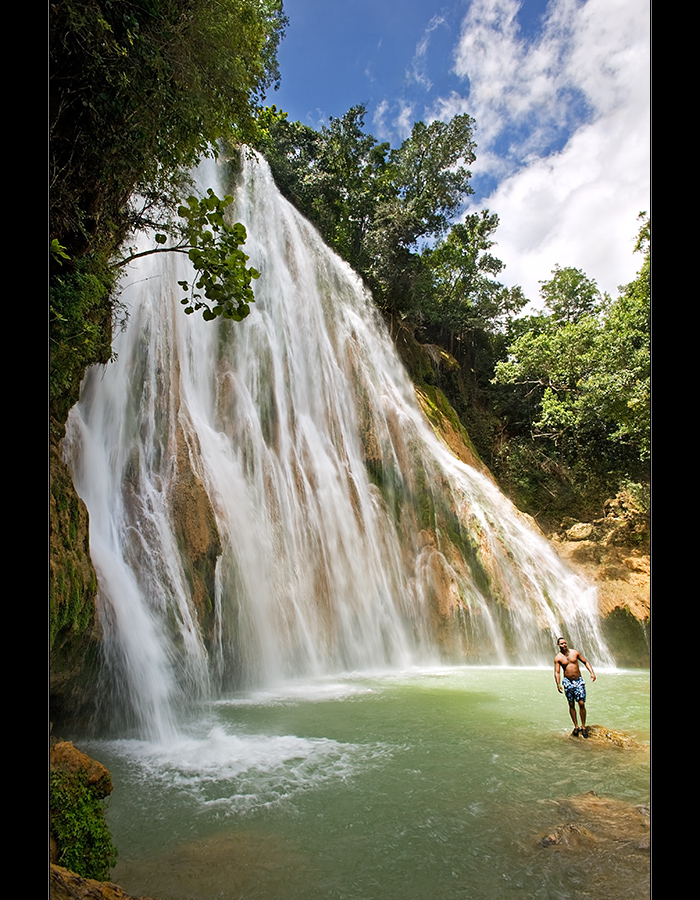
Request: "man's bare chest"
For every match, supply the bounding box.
[558,651,578,670]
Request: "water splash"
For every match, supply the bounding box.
[64,151,610,739]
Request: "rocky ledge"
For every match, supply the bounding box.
[566,724,647,749]
[50,741,155,900]
[539,789,650,853]
[538,789,650,898]
[50,865,157,900]
[549,491,650,666]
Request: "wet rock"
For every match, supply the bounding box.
[50,742,113,796]
[539,791,650,854]
[50,429,102,723]
[564,522,594,541]
[536,793,650,898]
[50,864,157,900]
[540,823,597,848]
[50,742,116,880]
[165,423,222,648]
[550,491,650,665]
[580,724,645,749]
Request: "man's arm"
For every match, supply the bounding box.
[554,656,563,692]
[577,651,596,682]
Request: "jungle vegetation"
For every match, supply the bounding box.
[50,0,287,422]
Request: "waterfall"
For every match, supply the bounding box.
[64,151,611,739]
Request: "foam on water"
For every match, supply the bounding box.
[210,681,377,707]
[89,725,389,816]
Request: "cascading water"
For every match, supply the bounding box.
[64,150,611,739]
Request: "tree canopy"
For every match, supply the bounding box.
[258,105,520,334]
[50,1,287,419]
[493,216,650,463]
[421,212,527,346]
[50,0,286,260]
[539,265,602,323]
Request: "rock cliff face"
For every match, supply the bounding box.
[50,427,101,723]
[167,424,222,652]
[551,494,650,619]
[549,493,650,666]
[415,384,489,476]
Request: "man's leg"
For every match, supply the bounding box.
[568,700,579,733]
[578,699,589,736]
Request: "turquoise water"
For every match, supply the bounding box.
[82,667,649,900]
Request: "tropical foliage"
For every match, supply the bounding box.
[493,217,650,463]
[50,1,287,416]
[50,0,286,259]
[50,768,117,881]
[115,189,260,322]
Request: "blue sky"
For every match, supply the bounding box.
[270,0,650,304]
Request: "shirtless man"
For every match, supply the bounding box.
[554,636,596,737]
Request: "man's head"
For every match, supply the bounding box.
[557,637,568,649]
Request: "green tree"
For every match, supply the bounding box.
[422,211,527,350]
[304,106,391,271]
[50,1,287,416]
[50,0,287,260]
[260,104,391,273]
[493,216,650,462]
[253,107,322,215]
[364,114,477,315]
[539,265,602,323]
[576,217,650,458]
[260,109,478,317]
[389,114,476,239]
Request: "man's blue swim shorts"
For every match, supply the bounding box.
[562,676,586,703]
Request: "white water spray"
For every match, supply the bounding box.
[64,152,611,739]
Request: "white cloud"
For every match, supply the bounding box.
[424,90,472,126]
[446,0,649,301]
[393,102,416,140]
[485,105,650,302]
[452,0,564,154]
[373,99,390,136]
[409,15,447,90]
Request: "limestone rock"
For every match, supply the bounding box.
[569,725,645,750]
[564,522,594,541]
[168,422,222,646]
[539,790,650,854]
[50,865,157,900]
[550,491,650,665]
[415,385,490,476]
[50,741,113,796]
